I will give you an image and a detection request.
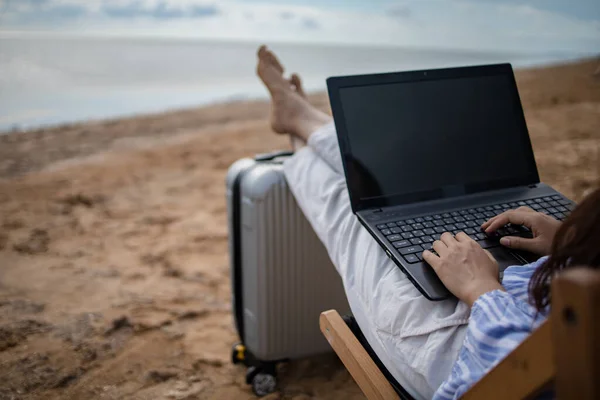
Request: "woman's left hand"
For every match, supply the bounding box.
[423,232,504,306]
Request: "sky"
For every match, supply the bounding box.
[0,0,598,54]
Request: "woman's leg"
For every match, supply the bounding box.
[257,46,470,399]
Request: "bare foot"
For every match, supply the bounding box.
[257,45,330,140]
[288,73,308,149]
[290,73,306,98]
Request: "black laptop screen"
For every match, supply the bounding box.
[335,68,539,210]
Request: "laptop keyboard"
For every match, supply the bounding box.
[375,195,574,264]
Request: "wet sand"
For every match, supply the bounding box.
[0,58,599,399]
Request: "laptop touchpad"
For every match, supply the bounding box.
[487,247,522,271]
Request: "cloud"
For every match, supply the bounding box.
[45,3,88,18]
[0,0,89,22]
[302,17,319,29]
[0,0,597,55]
[280,11,294,21]
[387,5,412,19]
[102,1,219,20]
[381,0,599,52]
[276,9,318,29]
[1,0,220,21]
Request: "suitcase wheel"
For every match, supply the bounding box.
[246,366,277,397]
[231,343,278,396]
[231,342,246,365]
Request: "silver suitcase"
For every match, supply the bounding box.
[226,151,350,396]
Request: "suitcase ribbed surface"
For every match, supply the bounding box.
[240,163,350,361]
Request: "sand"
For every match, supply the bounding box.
[0,59,599,400]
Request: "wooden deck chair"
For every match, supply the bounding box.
[320,267,600,400]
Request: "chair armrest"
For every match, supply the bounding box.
[552,267,600,400]
[320,309,399,400]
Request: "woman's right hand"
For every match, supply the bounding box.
[481,207,561,256]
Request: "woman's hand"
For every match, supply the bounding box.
[481,206,561,256]
[423,232,503,306]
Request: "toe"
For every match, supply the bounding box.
[266,49,285,74]
[258,45,268,59]
[256,46,273,77]
[291,74,306,98]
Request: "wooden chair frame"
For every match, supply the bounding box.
[320,268,600,399]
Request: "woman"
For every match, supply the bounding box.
[431,189,600,398]
[255,45,600,399]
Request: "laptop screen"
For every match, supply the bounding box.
[330,65,539,211]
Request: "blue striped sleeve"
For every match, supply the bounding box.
[433,289,544,400]
[501,256,548,302]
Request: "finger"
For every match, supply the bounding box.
[481,206,537,230]
[516,206,535,213]
[484,210,534,233]
[422,250,440,269]
[433,240,449,256]
[483,213,510,232]
[455,232,472,242]
[481,214,503,230]
[499,235,539,252]
[481,211,506,228]
[481,217,495,230]
[481,207,536,230]
[440,232,457,247]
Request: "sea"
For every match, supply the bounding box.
[0,35,588,132]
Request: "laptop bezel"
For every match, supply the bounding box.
[327,63,540,213]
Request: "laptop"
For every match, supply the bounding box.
[327,63,575,301]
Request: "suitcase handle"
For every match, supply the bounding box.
[254,150,294,162]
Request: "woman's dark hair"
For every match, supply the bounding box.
[529,187,600,311]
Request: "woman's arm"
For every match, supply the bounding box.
[423,232,503,305]
[423,207,561,305]
[433,289,542,400]
[482,206,561,255]
[423,208,559,399]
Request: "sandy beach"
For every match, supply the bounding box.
[0,58,599,400]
